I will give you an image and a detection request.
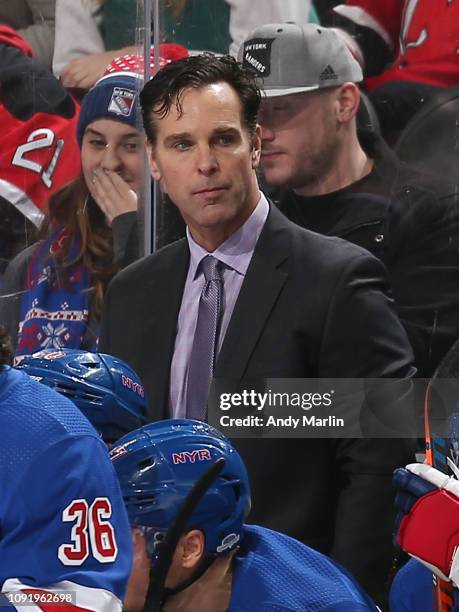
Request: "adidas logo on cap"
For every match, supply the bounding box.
[319,65,338,81]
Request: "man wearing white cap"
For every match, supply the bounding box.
[241,22,459,380]
[242,23,367,201]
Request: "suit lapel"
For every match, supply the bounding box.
[216,206,291,378]
[142,242,189,419]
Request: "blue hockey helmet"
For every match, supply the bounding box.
[18,348,147,443]
[110,419,251,557]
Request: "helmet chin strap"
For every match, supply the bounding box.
[162,552,216,599]
[142,458,226,612]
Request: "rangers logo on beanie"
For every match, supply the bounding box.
[108,87,136,116]
[76,71,141,146]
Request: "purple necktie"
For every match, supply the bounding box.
[186,255,223,421]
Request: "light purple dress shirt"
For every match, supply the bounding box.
[169,193,270,418]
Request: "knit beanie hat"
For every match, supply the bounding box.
[77,71,141,146]
[104,43,189,76]
[76,44,188,146]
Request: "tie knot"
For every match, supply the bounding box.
[201,255,222,282]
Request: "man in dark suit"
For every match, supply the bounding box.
[100,54,415,604]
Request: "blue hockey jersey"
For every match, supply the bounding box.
[230,525,378,611]
[0,366,132,611]
[389,558,459,612]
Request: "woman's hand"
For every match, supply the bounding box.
[89,169,138,225]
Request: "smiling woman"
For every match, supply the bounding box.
[0,71,144,360]
[81,119,143,224]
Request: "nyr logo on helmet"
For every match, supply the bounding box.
[171,449,212,465]
[108,87,136,117]
[121,375,145,397]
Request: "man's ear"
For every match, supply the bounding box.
[179,529,205,570]
[336,82,361,124]
[146,140,162,181]
[251,124,262,169]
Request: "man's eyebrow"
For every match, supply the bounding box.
[164,132,192,146]
[211,126,239,136]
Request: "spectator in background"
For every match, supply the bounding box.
[0,70,143,359]
[55,0,188,91]
[0,0,55,68]
[161,0,319,55]
[327,0,459,141]
[242,22,459,378]
[54,0,142,90]
[55,0,199,90]
[0,25,80,278]
[57,0,320,90]
[227,0,319,56]
[53,0,105,78]
[159,0,319,55]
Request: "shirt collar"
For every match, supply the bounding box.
[187,192,269,278]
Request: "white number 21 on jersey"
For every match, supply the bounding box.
[12,128,64,188]
[58,498,118,565]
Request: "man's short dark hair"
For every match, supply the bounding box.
[140,54,261,144]
[0,326,12,367]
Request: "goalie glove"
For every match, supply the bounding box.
[393,463,459,587]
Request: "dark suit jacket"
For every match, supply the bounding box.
[100,204,415,604]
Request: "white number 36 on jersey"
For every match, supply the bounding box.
[58,498,118,565]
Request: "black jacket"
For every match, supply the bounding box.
[278,143,459,377]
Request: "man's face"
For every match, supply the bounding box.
[147,82,261,245]
[259,89,340,192]
[123,528,198,612]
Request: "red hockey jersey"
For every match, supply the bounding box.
[1,105,81,227]
[334,0,459,91]
[0,26,81,228]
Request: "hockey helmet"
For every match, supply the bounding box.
[110,419,251,558]
[18,348,147,443]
